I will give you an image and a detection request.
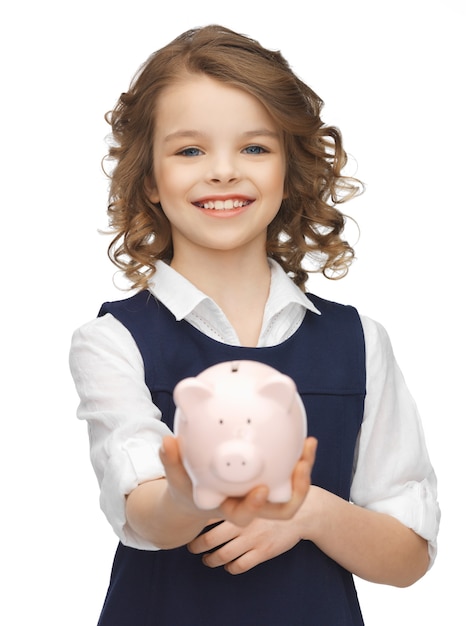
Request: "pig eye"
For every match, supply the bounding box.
[246,418,252,424]
[219,419,224,425]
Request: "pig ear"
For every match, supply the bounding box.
[173,378,213,417]
[256,374,297,412]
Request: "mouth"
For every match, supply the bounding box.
[192,198,254,211]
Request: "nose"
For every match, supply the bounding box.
[207,151,240,184]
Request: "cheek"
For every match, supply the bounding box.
[158,162,196,197]
[153,168,179,205]
[267,164,286,201]
[268,158,286,188]
[158,201,179,228]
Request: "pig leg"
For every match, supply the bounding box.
[193,486,227,510]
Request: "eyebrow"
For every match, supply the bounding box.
[242,129,280,139]
[164,130,204,142]
[164,129,280,142]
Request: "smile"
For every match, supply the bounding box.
[194,199,253,210]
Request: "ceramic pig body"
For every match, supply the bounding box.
[173,360,307,509]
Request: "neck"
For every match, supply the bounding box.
[171,248,271,347]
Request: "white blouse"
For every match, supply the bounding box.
[69,260,440,564]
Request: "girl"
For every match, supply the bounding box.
[70,25,440,625]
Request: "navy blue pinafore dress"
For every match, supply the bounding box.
[97,291,366,625]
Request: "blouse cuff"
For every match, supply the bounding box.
[364,477,441,568]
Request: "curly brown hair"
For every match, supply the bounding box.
[105,25,362,290]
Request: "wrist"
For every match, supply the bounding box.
[126,479,209,549]
[297,485,331,543]
[296,486,315,542]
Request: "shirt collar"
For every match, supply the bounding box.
[148,259,321,321]
[148,261,211,321]
[265,259,321,320]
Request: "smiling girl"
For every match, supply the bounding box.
[70,25,440,625]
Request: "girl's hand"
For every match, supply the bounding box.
[160,435,317,527]
[188,517,301,574]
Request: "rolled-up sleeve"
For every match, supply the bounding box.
[69,313,173,550]
[351,316,440,567]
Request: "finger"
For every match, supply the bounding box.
[301,436,318,468]
[224,549,259,575]
[286,436,318,502]
[159,435,180,464]
[188,521,237,555]
[202,536,247,569]
[159,436,192,489]
[218,485,269,527]
[293,436,318,493]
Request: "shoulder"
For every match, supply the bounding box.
[305,293,361,324]
[306,295,398,376]
[98,290,156,317]
[71,311,135,346]
[305,292,364,338]
[70,311,143,375]
[359,315,396,368]
[305,292,357,313]
[307,293,391,348]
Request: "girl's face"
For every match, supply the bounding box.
[146,73,286,262]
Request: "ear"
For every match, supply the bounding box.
[173,378,214,418]
[257,374,296,413]
[144,175,160,204]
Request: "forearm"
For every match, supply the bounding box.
[125,479,211,550]
[299,486,429,587]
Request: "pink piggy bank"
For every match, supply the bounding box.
[173,360,307,509]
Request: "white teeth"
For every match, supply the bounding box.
[201,199,248,210]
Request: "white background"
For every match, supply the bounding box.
[1,0,473,623]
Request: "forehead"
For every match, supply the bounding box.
[153,74,280,138]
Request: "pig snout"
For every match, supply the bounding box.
[210,440,264,483]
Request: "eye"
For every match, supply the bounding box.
[246,418,252,424]
[242,145,268,155]
[177,147,202,157]
[219,419,224,425]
